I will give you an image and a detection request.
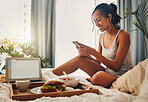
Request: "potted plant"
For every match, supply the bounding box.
[124,1,148,57]
[0,38,52,74]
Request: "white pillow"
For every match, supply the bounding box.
[133,63,148,102]
[111,59,148,96]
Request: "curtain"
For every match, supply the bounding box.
[31,0,56,67]
[117,0,148,65]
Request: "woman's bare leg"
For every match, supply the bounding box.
[53,55,105,77]
[87,72,118,88]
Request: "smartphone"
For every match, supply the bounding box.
[73,41,82,48]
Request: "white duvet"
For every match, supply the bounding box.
[1,65,148,102]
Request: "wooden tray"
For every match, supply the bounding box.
[10,82,99,101]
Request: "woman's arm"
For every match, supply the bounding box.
[83,55,101,64]
[93,30,130,71]
[78,34,103,64]
[78,30,130,72]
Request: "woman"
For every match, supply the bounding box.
[51,3,133,88]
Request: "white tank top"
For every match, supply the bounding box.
[101,29,133,76]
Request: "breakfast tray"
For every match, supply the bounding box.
[10,82,99,101]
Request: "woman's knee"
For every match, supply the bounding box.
[74,55,86,62]
[90,72,118,88]
[91,72,105,84]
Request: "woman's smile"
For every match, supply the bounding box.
[98,26,103,30]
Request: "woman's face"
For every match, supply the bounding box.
[93,10,110,32]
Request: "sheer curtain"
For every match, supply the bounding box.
[31,0,55,67]
[117,0,148,65]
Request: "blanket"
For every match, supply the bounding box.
[1,61,148,102]
[111,59,148,96]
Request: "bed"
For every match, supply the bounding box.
[0,59,148,102]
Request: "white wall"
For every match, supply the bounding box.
[0,0,31,42]
[55,0,96,67]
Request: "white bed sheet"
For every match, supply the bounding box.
[1,68,148,102]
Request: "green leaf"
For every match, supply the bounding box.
[123,7,133,19]
[0,72,2,75]
[124,1,148,57]
[41,57,51,68]
[1,65,6,71]
[128,29,138,33]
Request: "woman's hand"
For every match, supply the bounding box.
[78,42,96,56]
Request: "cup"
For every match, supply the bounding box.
[60,77,80,87]
[16,80,30,92]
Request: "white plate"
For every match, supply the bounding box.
[31,86,42,94]
[65,87,75,91]
[31,86,75,94]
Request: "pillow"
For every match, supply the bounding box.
[110,58,148,96]
[134,63,148,102]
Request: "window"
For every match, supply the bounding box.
[0,0,31,42]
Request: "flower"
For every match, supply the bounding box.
[0,37,23,57]
[0,37,52,74]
